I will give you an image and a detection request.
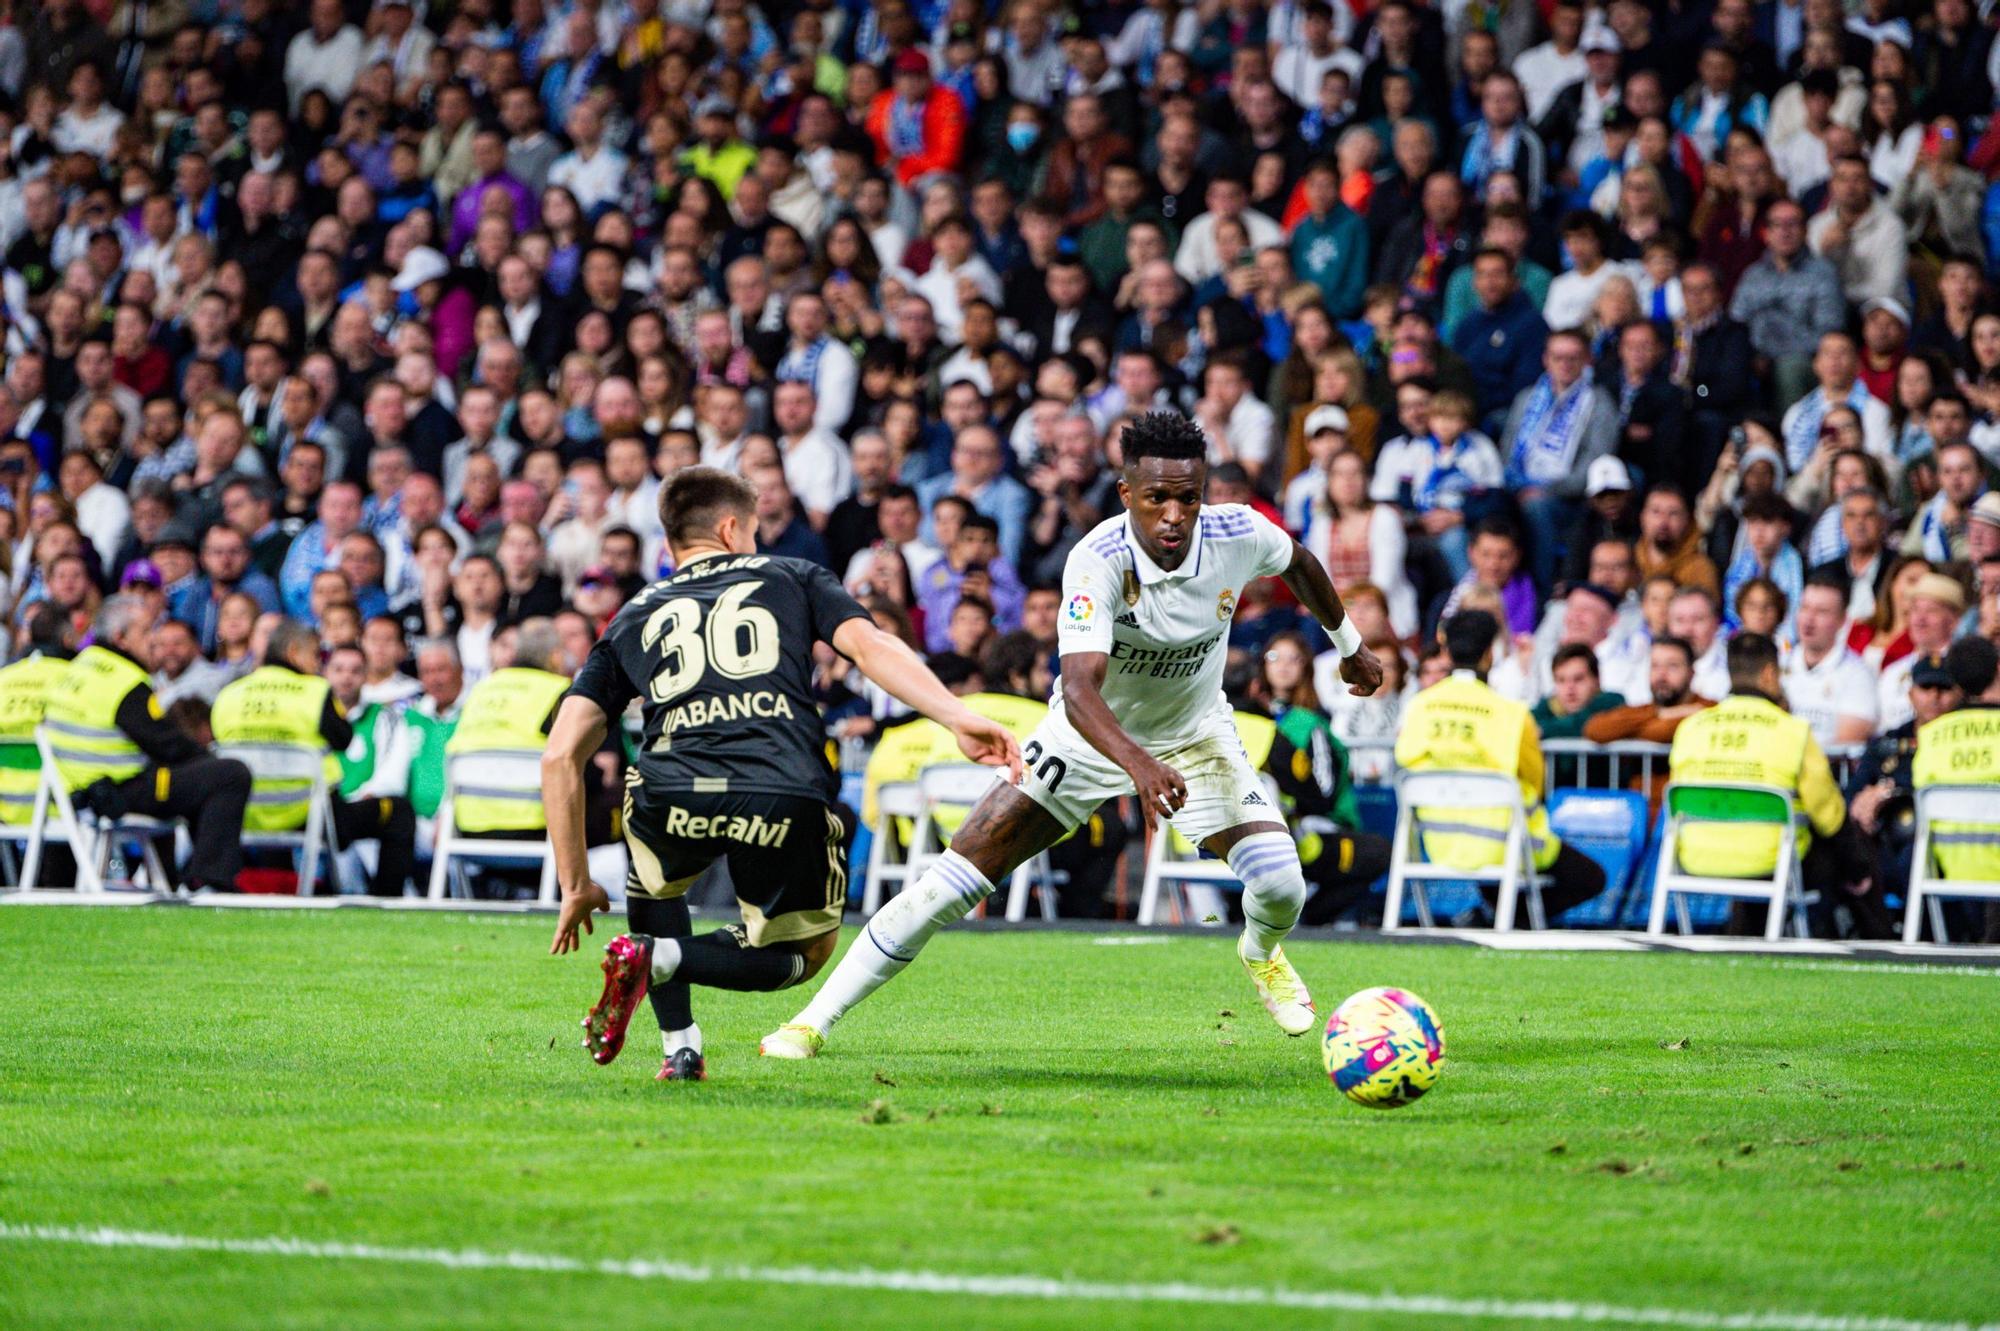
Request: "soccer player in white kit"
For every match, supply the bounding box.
[761,412,1384,1057]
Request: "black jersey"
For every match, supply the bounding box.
[567,552,870,801]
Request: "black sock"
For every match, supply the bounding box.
[627,895,694,1032]
[673,930,806,992]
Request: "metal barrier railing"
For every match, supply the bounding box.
[1352,739,1867,792]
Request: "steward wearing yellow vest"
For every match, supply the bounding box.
[1911,637,2000,943]
[1394,610,1606,925]
[211,622,418,896]
[1667,631,1882,936]
[42,596,252,891]
[0,606,76,824]
[444,626,573,835]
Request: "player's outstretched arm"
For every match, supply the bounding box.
[541,694,612,955]
[1278,539,1383,696]
[831,617,1024,781]
[1061,651,1187,833]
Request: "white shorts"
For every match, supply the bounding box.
[1012,707,1275,845]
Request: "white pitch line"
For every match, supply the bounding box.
[1,1222,1991,1331]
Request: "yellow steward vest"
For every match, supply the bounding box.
[1912,705,2000,882]
[42,646,150,792]
[445,668,570,832]
[211,665,341,831]
[860,692,1048,836]
[0,653,68,823]
[1393,672,1559,871]
[1667,694,1818,876]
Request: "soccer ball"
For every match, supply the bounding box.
[1322,987,1446,1108]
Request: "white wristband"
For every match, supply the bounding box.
[1331,616,1363,659]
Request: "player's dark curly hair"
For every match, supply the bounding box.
[1120,409,1208,465]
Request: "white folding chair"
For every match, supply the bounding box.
[1904,785,2000,943]
[217,742,345,896]
[0,736,50,886]
[914,763,1054,921]
[859,781,923,915]
[30,727,174,893]
[1385,769,1551,932]
[1647,782,1808,941]
[426,749,557,903]
[1136,775,1286,926]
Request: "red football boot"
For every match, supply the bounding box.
[582,934,653,1065]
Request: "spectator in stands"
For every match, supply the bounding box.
[1669,586,1732,703]
[1585,634,1714,808]
[1499,329,1620,595]
[1722,493,1804,637]
[1807,155,1909,308]
[1449,248,1549,428]
[1442,518,1538,637]
[915,425,1032,567]
[1785,572,1880,747]
[173,522,280,654]
[1902,438,1984,565]
[150,617,229,707]
[917,513,1023,656]
[1246,632,1391,926]
[1635,484,1721,595]
[1878,573,1966,732]
[1535,642,1628,786]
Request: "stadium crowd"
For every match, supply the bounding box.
[3,0,2000,939]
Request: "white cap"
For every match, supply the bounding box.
[1304,404,1350,436]
[1585,455,1632,496]
[1861,296,1911,327]
[1581,27,1620,53]
[392,246,451,293]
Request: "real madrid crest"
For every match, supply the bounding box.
[1217,588,1235,621]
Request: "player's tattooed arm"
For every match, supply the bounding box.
[831,617,1024,780]
[542,695,613,956]
[1060,651,1188,832]
[1278,539,1384,697]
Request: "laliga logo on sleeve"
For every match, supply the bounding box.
[1065,592,1094,624]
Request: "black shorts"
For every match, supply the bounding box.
[623,783,853,947]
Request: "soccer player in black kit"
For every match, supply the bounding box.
[542,468,1021,1081]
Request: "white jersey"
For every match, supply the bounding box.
[1051,504,1293,751]
[1782,643,1878,748]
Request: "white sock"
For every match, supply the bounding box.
[793,850,993,1034]
[649,937,683,984]
[662,1024,702,1056]
[1227,832,1306,961]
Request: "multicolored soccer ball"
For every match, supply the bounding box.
[1322,986,1446,1108]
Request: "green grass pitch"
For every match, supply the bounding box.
[1,905,1996,1330]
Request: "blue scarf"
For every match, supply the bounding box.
[779,334,829,389]
[1783,382,1870,471]
[1459,122,1519,190]
[1416,435,1475,510]
[888,96,926,159]
[1508,371,1596,486]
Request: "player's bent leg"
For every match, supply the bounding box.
[1206,821,1318,1037]
[626,892,701,1080]
[767,783,1070,1056]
